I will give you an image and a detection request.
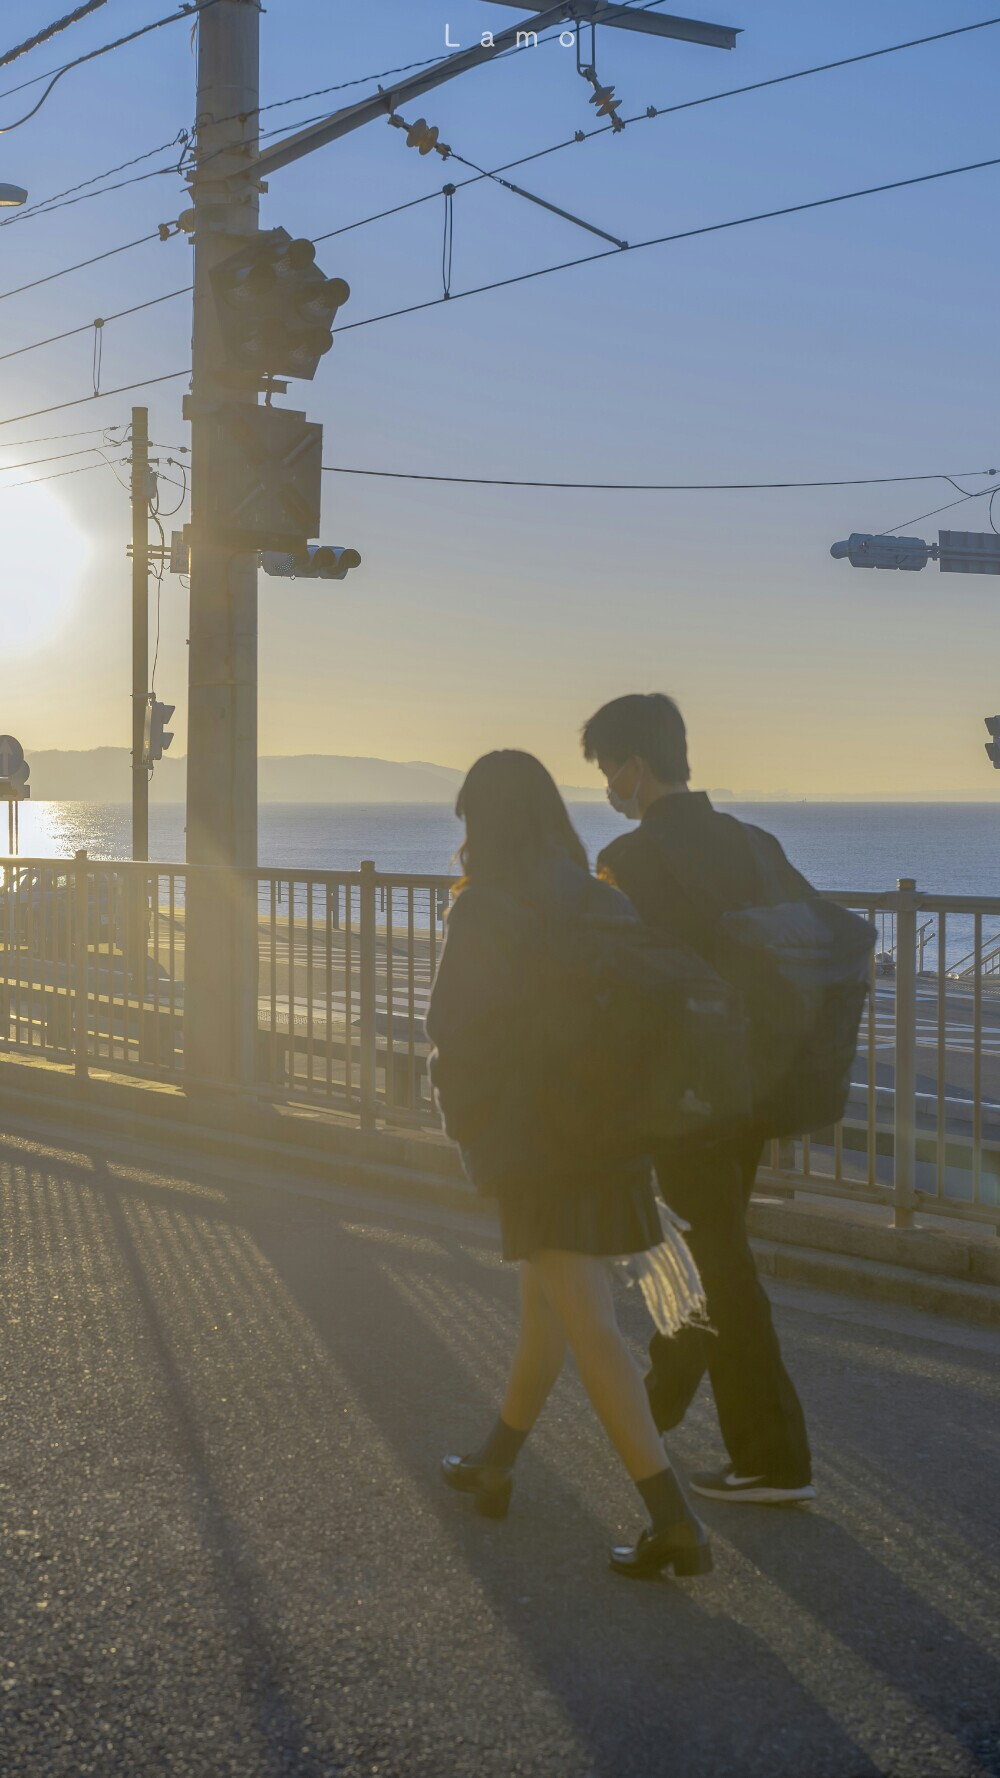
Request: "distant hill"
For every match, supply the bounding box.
[24,748,611,804]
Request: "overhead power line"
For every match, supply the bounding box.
[0,422,125,446]
[0,286,190,366]
[321,465,1000,492]
[0,0,108,73]
[313,13,1000,250]
[0,133,188,229]
[336,152,1000,335]
[0,230,160,305]
[4,143,1000,387]
[0,455,129,491]
[0,441,127,472]
[0,0,217,132]
[0,369,189,430]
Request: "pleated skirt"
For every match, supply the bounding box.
[495,1162,661,1264]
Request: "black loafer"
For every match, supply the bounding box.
[440,1455,514,1519]
[610,1513,714,1579]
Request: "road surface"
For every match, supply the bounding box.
[0,1117,997,1777]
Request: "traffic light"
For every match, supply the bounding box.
[211,226,350,382]
[261,544,362,581]
[986,717,1000,769]
[830,533,930,571]
[210,406,322,551]
[143,699,175,766]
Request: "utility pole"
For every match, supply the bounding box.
[130,405,149,861]
[183,0,260,1086]
[179,0,738,1092]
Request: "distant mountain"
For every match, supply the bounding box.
[24,749,610,804]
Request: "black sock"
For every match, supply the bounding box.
[471,1416,530,1470]
[636,1466,689,1532]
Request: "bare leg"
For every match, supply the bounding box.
[498,1259,568,1431]
[532,1250,668,1481]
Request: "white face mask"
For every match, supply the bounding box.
[606,760,643,820]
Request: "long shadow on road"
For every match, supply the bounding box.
[2,1129,998,1778]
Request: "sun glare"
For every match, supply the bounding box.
[0,483,91,657]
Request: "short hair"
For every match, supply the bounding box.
[581,693,690,783]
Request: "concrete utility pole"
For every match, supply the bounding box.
[184,0,261,1086]
[179,0,738,1091]
[130,405,149,862]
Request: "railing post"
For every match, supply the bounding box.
[359,859,377,1130]
[73,850,89,1081]
[893,877,918,1229]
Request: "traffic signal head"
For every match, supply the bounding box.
[211,227,350,382]
[830,533,930,571]
[986,716,1000,768]
[143,700,175,766]
[261,544,362,581]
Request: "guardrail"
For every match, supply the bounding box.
[1,855,998,1234]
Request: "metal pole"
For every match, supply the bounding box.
[183,0,260,1089]
[74,850,89,1081]
[131,405,149,862]
[893,877,918,1229]
[359,860,377,1129]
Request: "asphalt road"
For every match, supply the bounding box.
[0,1122,997,1778]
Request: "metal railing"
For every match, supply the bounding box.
[1,855,998,1234]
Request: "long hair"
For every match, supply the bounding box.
[455,750,589,889]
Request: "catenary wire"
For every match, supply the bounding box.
[335,152,1000,334]
[7,137,1000,377]
[0,369,189,430]
[0,231,160,305]
[312,13,1000,248]
[4,146,1000,411]
[0,287,191,366]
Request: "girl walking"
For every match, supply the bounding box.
[425,750,712,1579]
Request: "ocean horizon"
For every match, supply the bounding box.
[8,799,999,900]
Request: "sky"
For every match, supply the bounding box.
[0,0,998,797]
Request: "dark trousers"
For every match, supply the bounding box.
[649,1133,812,1483]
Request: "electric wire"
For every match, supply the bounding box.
[0,230,160,306]
[335,152,1000,335]
[0,0,219,132]
[0,0,108,73]
[311,13,1000,249]
[883,484,1000,535]
[0,287,191,366]
[4,146,999,414]
[321,465,1000,492]
[0,441,127,472]
[0,422,125,447]
[0,454,129,490]
[0,132,188,228]
[0,369,189,430]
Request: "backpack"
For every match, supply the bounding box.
[520,902,754,1162]
[663,827,875,1139]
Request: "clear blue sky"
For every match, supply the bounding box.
[1,0,998,795]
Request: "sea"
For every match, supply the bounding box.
[6,798,1000,973]
[10,799,999,899]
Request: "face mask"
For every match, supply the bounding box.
[606,760,643,820]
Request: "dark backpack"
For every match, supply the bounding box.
[664,828,875,1139]
[521,903,754,1161]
